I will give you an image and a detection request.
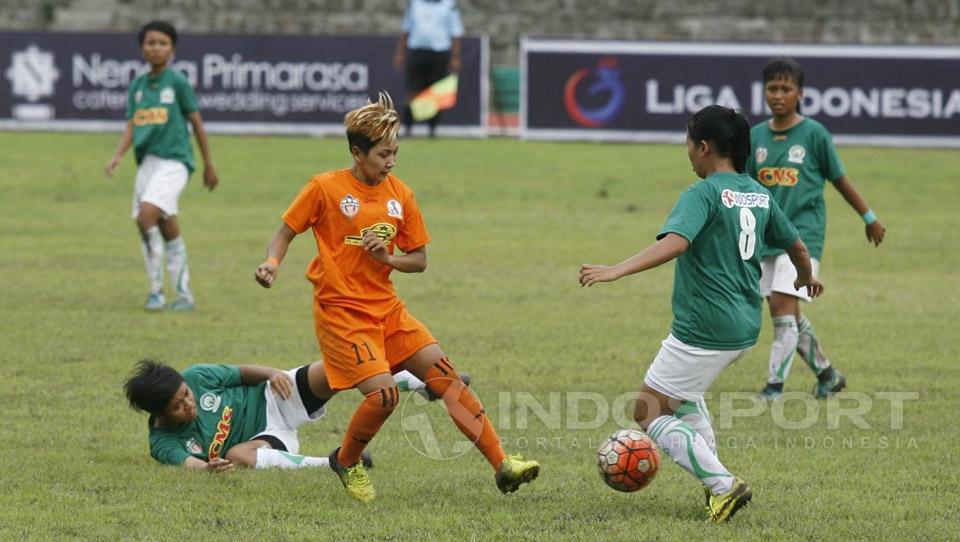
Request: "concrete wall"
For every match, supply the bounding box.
[2,0,959,66]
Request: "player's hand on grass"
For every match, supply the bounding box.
[205,457,234,473]
[579,264,621,287]
[794,275,825,298]
[866,220,885,247]
[105,156,121,177]
[268,370,294,400]
[255,261,278,288]
[203,166,219,191]
[362,230,391,265]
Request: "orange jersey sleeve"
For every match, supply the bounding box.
[282,177,326,234]
[394,190,430,253]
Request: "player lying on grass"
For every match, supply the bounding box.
[124,359,456,472]
[580,105,823,523]
[746,57,886,400]
[254,92,539,502]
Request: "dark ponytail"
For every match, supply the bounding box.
[686,105,751,173]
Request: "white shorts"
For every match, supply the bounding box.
[643,334,751,403]
[759,253,821,303]
[131,154,189,219]
[251,367,326,454]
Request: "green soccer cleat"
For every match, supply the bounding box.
[495,454,540,494]
[758,383,783,401]
[814,368,846,399]
[328,447,375,503]
[707,478,752,523]
[169,297,195,312]
[144,293,165,311]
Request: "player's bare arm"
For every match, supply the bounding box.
[580,233,689,287]
[188,111,219,191]
[105,120,134,176]
[238,365,293,400]
[256,224,298,288]
[785,238,824,298]
[183,456,235,473]
[361,230,427,273]
[831,175,885,247]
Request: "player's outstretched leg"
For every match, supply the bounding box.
[403,346,539,494]
[330,374,399,503]
[139,225,165,310]
[797,315,846,398]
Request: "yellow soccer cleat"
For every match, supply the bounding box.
[707,478,752,523]
[495,454,540,494]
[329,447,376,503]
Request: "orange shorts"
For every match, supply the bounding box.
[313,301,437,391]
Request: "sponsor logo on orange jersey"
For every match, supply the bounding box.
[132,107,168,126]
[345,222,397,246]
[207,406,233,460]
[757,167,799,187]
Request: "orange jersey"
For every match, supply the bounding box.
[283,169,430,319]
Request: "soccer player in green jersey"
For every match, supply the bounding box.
[580,105,823,523]
[105,21,219,312]
[746,58,887,400]
[124,360,441,471]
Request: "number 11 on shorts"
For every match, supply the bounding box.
[351,342,377,364]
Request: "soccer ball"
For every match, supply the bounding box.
[596,429,660,492]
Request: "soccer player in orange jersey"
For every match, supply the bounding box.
[254,92,538,502]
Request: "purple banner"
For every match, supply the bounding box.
[522,39,960,147]
[1,31,486,135]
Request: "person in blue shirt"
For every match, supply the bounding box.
[393,0,464,137]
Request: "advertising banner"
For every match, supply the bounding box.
[521,39,960,147]
[1,31,487,136]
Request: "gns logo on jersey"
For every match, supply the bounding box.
[721,189,770,209]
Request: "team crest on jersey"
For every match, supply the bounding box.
[755,147,767,164]
[788,145,806,164]
[185,437,202,455]
[159,87,175,104]
[199,392,221,412]
[386,199,403,219]
[134,90,143,104]
[339,194,360,218]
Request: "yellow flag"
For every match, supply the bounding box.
[410,74,459,121]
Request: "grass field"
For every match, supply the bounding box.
[1,131,958,541]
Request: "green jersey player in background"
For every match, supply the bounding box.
[746,58,887,400]
[105,21,220,312]
[123,360,451,472]
[580,105,823,523]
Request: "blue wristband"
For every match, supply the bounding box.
[862,209,877,225]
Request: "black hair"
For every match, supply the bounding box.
[686,105,751,173]
[763,57,804,114]
[762,56,804,88]
[124,359,184,416]
[138,21,178,46]
[347,132,377,155]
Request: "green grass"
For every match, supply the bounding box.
[1,132,958,540]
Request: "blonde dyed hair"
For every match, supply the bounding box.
[344,91,400,151]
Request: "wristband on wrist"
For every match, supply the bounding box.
[267,257,280,266]
[861,209,877,225]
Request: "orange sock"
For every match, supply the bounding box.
[424,357,507,470]
[337,386,398,467]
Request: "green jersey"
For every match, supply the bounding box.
[745,118,845,260]
[148,365,267,466]
[658,172,799,350]
[126,67,198,172]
